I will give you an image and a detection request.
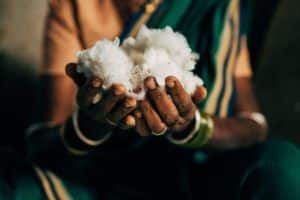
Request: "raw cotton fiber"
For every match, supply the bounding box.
[77,26,203,100]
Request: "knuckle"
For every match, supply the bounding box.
[112,84,126,96]
[148,88,165,101]
[184,106,196,121]
[134,110,143,118]
[171,118,186,132]
[139,100,150,111]
[164,113,180,126]
[178,103,190,114]
[123,97,137,109]
[177,96,193,111]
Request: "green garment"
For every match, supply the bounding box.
[1,139,300,199]
[2,1,300,200]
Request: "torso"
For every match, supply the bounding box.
[75,0,145,48]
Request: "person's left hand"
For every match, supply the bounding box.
[133,76,207,137]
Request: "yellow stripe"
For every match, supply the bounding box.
[204,1,235,115]
[128,0,161,37]
[46,171,72,200]
[33,167,56,200]
[220,0,240,117]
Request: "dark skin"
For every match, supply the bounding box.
[64,62,267,149]
[208,77,267,149]
[65,63,207,138]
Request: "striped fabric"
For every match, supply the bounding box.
[124,0,248,117]
[30,0,251,199]
[204,0,241,117]
[32,166,97,200]
[33,167,71,200]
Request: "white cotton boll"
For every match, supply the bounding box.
[77,38,133,90]
[122,37,145,66]
[142,48,183,88]
[182,71,204,95]
[134,26,199,71]
[77,26,204,100]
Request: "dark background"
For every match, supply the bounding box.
[0,0,299,150]
[249,0,300,145]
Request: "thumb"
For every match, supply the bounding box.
[65,63,87,87]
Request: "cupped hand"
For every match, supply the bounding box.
[65,63,137,130]
[134,76,207,137]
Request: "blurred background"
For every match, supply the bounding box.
[0,0,299,150]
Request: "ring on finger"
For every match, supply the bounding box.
[151,127,168,136]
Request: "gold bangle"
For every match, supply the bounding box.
[199,112,214,146]
[182,112,214,148]
[166,110,201,145]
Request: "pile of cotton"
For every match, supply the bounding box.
[77,26,203,100]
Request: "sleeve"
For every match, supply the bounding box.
[42,0,82,75]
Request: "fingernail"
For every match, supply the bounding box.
[134,110,142,118]
[125,116,136,127]
[92,78,101,88]
[166,79,175,88]
[124,98,136,108]
[145,77,156,90]
[113,85,126,96]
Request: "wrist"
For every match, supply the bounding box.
[74,109,113,145]
[77,109,113,140]
[59,109,113,156]
[170,119,196,140]
[166,110,214,148]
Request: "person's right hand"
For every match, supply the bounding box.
[65,63,137,130]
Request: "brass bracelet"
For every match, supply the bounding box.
[182,112,214,149]
[166,110,201,145]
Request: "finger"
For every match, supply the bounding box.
[77,77,102,109]
[192,86,207,104]
[139,100,167,134]
[106,97,137,124]
[120,115,136,130]
[170,117,190,133]
[134,110,151,137]
[165,76,195,118]
[144,77,179,126]
[90,84,126,122]
[65,63,87,87]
